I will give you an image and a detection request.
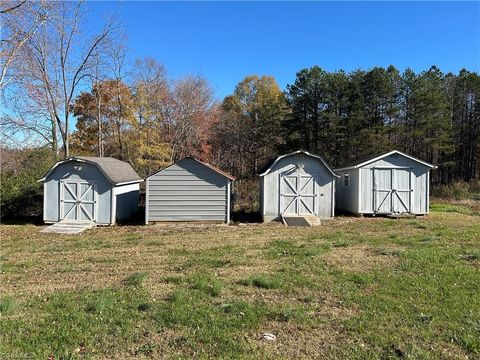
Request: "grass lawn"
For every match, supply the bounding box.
[1,202,479,359]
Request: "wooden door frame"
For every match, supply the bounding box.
[59,180,97,222]
[392,167,413,213]
[279,173,318,216]
[373,167,413,214]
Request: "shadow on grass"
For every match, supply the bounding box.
[1,215,43,226]
[231,210,262,223]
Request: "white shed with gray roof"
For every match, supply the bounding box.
[145,157,235,223]
[259,150,338,222]
[39,156,143,225]
[335,150,436,216]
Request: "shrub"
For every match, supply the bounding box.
[232,178,259,212]
[432,181,478,200]
[0,147,55,220]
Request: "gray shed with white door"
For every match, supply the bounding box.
[39,156,143,225]
[335,150,436,215]
[259,151,338,222]
[145,157,235,223]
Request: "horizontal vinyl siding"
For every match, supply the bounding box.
[148,214,226,221]
[149,201,226,207]
[147,159,228,222]
[150,180,223,186]
[148,190,225,196]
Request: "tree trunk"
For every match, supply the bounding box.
[51,120,58,159]
[97,94,103,157]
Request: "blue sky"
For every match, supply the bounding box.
[88,1,480,99]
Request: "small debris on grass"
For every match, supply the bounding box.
[458,254,479,261]
[260,332,276,341]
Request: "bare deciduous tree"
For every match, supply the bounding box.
[0,0,52,90]
[169,75,217,161]
[2,1,118,158]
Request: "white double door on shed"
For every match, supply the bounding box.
[60,181,96,222]
[280,174,317,215]
[373,167,412,214]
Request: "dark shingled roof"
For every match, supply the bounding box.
[39,156,143,185]
[190,158,236,181]
[74,156,143,184]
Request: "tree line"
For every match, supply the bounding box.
[50,66,480,185]
[1,1,479,186]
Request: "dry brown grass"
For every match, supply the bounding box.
[249,321,353,360]
[324,245,403,272]
[1,206,479,359]
[0,215,444,299]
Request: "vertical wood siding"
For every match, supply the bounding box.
[336,153,431,215]
[261,153,336,221]
[146,158,230,222]
[43,162,112,224]
[360,154,429,214]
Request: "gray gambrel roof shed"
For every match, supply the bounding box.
[260,150,338,222]
[260,150,338,177]
[39,156,142,225]
[39,156,143,185]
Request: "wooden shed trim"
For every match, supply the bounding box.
[259,150,339,178]
[334,150,437,171]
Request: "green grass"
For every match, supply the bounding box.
[0,204,479,359]
[189,272,223,296]
[0,260,36,273]
[240,275,281,289]
[0,287,152,358]
[163,275,183,284]
[430,203,478,216]
[123,271,148,286]
[0,296,15,314]
[155,289,271,358]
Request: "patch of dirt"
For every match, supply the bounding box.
[324,245,402,272]
[313,293,359,319]
[102,328,189,360]
[250,321,354,359]
[438,341,471,360]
